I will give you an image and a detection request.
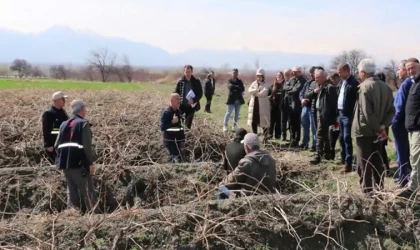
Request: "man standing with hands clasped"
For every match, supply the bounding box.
[160,93,185,163]
[55,100,98,213]
[174,65,203,129]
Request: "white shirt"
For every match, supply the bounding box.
[337,77,349,110]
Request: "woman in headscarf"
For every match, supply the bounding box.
[268,72,285,139]
[248,68,270,141]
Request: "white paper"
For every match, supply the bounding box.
[186,90,196,100]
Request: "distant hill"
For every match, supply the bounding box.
[0,26,333,69]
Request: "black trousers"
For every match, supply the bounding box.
[251,123,269,142]
[180,105,195,129]
[45,150,57,165]
[329,126,340,159]
[289,110,301,144]
[165,141,183,163]
[205,95,213,112]
[316,117,332,159]
[269,107,281,139]
[281,104,289,139]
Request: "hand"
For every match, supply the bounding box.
[314,87,320,94]
[46,146,54,152]
[301,99,307,106]
[188,99,194,105]
[380,125,386,131]
[89,165,96,175]
[172,114,179,124]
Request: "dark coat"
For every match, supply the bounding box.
[159,106,185,145]
[41,106,69,148]
[316,80,338,127]
[203,78,216,96]
[174,75,203,111]
[284,75,306,112]
[226,78,245,105]
[223,138,247,172]
[336,74,360,117]
[304,80,318,113]
[405,75,420,131]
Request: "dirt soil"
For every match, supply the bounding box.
[0,89,419,249]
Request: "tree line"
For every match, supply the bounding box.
[2,48,403,89]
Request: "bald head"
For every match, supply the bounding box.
[170,93,180,110]
[70,99,86,117]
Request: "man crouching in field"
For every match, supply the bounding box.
[218,133,276,199]
[55,100,98,213]
[160,93,185,163]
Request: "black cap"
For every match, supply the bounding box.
[232,68,238,72]
[235,128,247,139]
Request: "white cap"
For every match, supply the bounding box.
[241,133,260,148]
[52,91,68,101]
[256,68,265,76]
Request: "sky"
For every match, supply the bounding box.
[0,0,418,62]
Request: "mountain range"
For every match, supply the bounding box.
[0,26,333,70]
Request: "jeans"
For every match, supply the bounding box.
[338,112,353,166]
[217,185,230,199]
[391,123,411,186]
[223,100,242,127]
[301,106,316,147]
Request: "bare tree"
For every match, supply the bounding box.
[121,55,133,83]
[383,59,399,89]
[10,59,32,78]
[330,49,370,76]
[31,66,44,78]
[88,48,117,82]
[254,59,260,69]
[50,65,69,79]
[83,65,95,82]
[111,66,125,82]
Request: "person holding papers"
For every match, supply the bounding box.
[174,65,203,129]
[160,93,185,163]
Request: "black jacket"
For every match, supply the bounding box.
[405,75,420,131]
[223,138,247,172]
[160,106,185,145]
[284,75,306,112]
[42,106,69,148]
[269,82,284,110]
[304,80,318,113]
[174,75,203,111]
[55,115,93,169]
[226,78,245,105]
[336,75,359,117]
[316,80,338,127]
[203,78,216,96]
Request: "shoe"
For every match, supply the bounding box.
[299,144,309,150]
[397,189,415,200]
[310,155,321,165]
[310,146,316,152]
[232,125,238,132]
[339,164,352,173]
[223,126,228,132]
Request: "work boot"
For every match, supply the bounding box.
[339,164,352,173]
[290,140,299,148]
[310,155,321,165]
[299,144,309,150]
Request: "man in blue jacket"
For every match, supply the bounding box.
[392,59,414,187]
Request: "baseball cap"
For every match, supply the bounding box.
[241,133,259,147]
[52,91,68,101]
[232,68,238,72]
[235,128,247,140]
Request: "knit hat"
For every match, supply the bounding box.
[235,128,247,141]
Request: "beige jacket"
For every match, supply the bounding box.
[352,76,395,137]
[247,81,271,128]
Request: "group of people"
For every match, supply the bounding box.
[41,58,420,212]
